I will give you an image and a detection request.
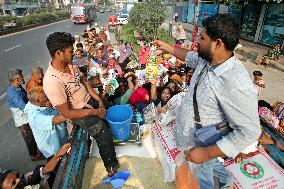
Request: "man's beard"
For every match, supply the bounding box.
[198,46,212,62]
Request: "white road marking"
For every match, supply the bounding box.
[0,92,7,101]
[4,45,21,52]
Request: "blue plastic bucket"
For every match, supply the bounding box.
[106,105,133,140]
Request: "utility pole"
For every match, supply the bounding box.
[191,0,200,50]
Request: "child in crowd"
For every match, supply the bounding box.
[26,67,44,92]
[253,71,265,97]
[73,49,90,78]
[76,42,88,57]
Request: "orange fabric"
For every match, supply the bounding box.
[26,76,43,92]
[176,162,199,189]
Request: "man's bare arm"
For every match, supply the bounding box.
[52,115,67,125]
[80,76,105,108]
[154,40,189,61]
[55,102,97,119]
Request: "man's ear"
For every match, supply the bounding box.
[215,38,223,49]
[55,49,62,57]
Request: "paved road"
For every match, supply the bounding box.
[0,11,114,173]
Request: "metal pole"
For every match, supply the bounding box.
[191,0,200,50]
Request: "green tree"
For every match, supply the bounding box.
[128,0,166,41]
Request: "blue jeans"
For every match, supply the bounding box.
[196,158,233,189]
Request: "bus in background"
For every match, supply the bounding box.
[71,3,97,24]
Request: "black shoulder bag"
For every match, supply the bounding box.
[193,65,233,147]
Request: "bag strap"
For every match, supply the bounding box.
[193,64,208,129]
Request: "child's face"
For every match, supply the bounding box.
[161,88,171,102]
[254,75,262,80]
[108,59,116,66]
[75,51,82,59]
[97,50,103,59]
[181,75,186,82]
[92,77,102,87]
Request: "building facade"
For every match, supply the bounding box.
[174,2,284,52]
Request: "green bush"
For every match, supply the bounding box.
[0,11,70,30]
[157,28,175,45]
[119,23,175,52]
[128,0,166,41]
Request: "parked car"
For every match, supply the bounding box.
[117,14,129,25]
[106,9,111,12]
[99,9,105,13]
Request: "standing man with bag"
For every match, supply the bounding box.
[154,14,261,188]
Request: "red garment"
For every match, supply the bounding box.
[129,87,149,104]
[139,47,150,65]
[108,16,117,26]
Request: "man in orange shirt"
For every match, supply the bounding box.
[26,67,43,92]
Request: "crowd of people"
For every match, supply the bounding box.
[1,13,284,189]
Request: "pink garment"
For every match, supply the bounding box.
[253,79,265,97]
[176,25,186,40]
[139,47,150,65]
[259,107,279,128]
[43,62,90,109]
[118,44,128,63]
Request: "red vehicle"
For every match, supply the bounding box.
[71,3,97,24]
[108,16,118,31]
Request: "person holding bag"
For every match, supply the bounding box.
[154,14,261,188]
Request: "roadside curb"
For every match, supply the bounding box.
[0,18,69,37]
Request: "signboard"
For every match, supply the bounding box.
[224,150,284,189]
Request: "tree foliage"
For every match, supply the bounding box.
[128,0,166,41]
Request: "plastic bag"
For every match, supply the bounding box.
[175,152,200,189]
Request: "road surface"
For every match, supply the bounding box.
[0,11,114,173]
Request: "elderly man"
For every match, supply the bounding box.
[25,86,68,159]
[26,67,44,92]
[7,69,41,161]
[155,14,261,188]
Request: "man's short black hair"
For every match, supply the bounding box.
[76,42,83,49]
[202,14,240,51]
[46,32,75,58]
[253,71,263,76]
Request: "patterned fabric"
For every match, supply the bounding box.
[274,102,284,122]
[259,107,280,128]
[174,51,261,172]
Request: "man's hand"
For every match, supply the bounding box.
[98,100,105,109]
[95,107,106,119]
[234,152,246,163]
[153,40,168,51]
[149,79,157,86]
[185,147,211,164]
[56,143,71,158]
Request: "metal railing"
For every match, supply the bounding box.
[53,126,91,189]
